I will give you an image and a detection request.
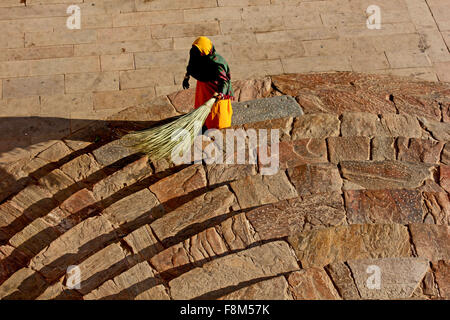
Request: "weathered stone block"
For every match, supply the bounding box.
[340,112,380,137]
[150,186,236,243]
[341,160,433,190]
[169,241,299,300]
[230,170,297,209]
[150,226,228,277]
[440,165,450,193]
[409,224,450,261]
[347,257,429,299]
[3,75,64,99]
[219,275,293,300]
[123,224,164,260]
[273,138,327,169]
[291,114,340,139]
[75,243,129,295]
[288,268,341,300]
[397,138,444,164]
[246,192,346,240]
[422,192,449,225]
[328,136,370,163]
[84,262,169,300]
[344,189,424,224]
[102,188,163,233]
[379,113,423,138]
[231,95,303,126]
[288,224,412,268]
[0,267,46,300]
[30,216,117,281]
[372,137,396,161]
[92,156,152,201]
[287,163,343,195]
[100,53,134,71]
[65,71,119,94]
[431,260,450,298]
[325,262,360,299]
[149,164,207,211]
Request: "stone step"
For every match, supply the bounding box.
[168,241,299,300]
[0,154,446,288]
[84,261,170,300]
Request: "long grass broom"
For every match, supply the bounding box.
[121,97,216,162]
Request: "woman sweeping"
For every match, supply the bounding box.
[123,36,234,162]
[182,36,234,131]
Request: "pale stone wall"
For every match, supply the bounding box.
[0,0,448,120]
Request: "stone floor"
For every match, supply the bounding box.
[0,72,448,300]
[0,0,449,122]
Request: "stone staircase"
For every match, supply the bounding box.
[0,72,449,300]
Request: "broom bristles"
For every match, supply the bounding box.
[121,97,216,162]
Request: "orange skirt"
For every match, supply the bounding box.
[194,80,233,129]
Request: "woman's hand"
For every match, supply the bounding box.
[182,75,190,90]
[213,92,224,100]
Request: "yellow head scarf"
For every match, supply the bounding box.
[192,36,213,56]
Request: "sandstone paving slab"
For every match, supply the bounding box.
[409,224,450,261]
[92,156,152,201]
[291,113,340,139]
[150,226,228,278]
[29,215,118,282]
[340,112,381,137]
[0,267,47,300]
[379,113,424,138]
[419,117,450,141]
[92,139,136,167]
[246,192,346,240]
[9,217,61,259]
[8,184,56,223]
[287,163,343,195]
[229,170,298,209]
[272,138,328,169]
[442,143,450,165]
[340,160,434,190]
[346,257,429,299]
[325,262,361,299]
[287,268,341,300]
[344,189,424,224]
[242,116,293,142]
[168,241,299,300]
[397,137,444,164]
[288,224,412,268]
[60,153,104,184]
[84,261,170,300]
[231,95,303,126]
[149,164,207,211]
[150,185,236,244]
[0,245,28,286]
[217,212,259,251]
[0,201,30,242]
[371,137,396,161]
[218,275,293,300]
[123,224,164,261]
[36,141,72,163]
[327,136,370,163]
[431,260,449,298]
[439,165,450,193]
[102,188,163,234]
[151,212,258,278]
[422,192,449,225]
[36,277,82,300]
[75,243,130,295]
